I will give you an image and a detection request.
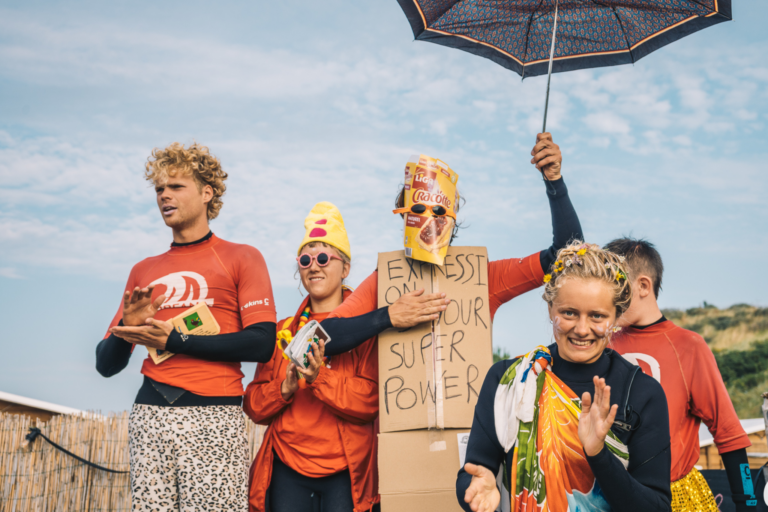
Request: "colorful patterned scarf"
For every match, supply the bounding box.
[494,346,629,512]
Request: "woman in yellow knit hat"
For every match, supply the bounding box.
[244,202,379,512]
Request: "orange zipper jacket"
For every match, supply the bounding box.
[244,292,379,512]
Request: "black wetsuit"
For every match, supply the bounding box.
[456,344,673,512]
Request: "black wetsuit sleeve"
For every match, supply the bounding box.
[539,177,583,273]
[165,321,277,363]
[456,360,515,512]
[586,374,672,512]
[321,307,393,357]
[95,321,133,377]
[722,448,757,511]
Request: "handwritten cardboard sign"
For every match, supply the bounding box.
[377,247,493,433]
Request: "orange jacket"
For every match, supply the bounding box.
[244,294,379,512]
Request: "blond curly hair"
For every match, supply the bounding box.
[145,142,228,220]
[542,240,633,318]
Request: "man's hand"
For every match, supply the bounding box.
[530,132,562,181]
[121,285,166,327]
[578,376,618,457]
[281,363,300,401]
[388,289,449,329]
[463,463,500,512]
[109,318,174,350]
[296,340,325,385]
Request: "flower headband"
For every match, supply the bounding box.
[543,244,627,284]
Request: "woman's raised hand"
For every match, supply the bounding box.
[463,463,500,512]
[296,339,326,385]
[281,363,300,401]
[530,132,562,181]
[578,376,618,457]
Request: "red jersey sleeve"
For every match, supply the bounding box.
[685,333,751,453]
[233,245,277,326]
[328,270,379,319]
[487,252,545,320]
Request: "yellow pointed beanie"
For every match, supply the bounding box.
[298,201,351,260]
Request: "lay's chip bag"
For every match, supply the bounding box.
[394,154,459,266]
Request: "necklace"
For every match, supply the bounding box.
[297,306,311,330]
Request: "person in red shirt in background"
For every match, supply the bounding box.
[606,238,756,512]
[244,202,439,512]
[96,143,277,511]
[320,133,582,356]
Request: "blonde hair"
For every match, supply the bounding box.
[145,142,228,220]
[542,241,633,318]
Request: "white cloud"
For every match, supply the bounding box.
[0,267,23,279]
[584,112,631,134]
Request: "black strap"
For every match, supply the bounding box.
[612,366,641,433]
[25,427,129,474]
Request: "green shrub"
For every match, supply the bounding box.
[710,316,736,331]
[715,339,768,386]
[493,346,511,363]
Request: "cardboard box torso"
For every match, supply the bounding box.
[377,247,493,433]
[379,429,471,512]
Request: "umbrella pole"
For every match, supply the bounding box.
[542,0,559,133]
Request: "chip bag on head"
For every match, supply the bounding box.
[393,154,459,265]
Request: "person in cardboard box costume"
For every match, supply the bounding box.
[457,242,672,512]
[318,132,582,357]
[244,202,381,512]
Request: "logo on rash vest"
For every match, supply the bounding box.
[149,271,214,310]
[241,298,270,310]
[621,353,661,383]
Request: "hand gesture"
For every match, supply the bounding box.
[530,132,562,181]
[121,285,166,326]
[463,463,500,512]
[281,363,300,401]
[109,318,174,350]
[296,339,326,385]
[388,289,449,329]
[578,376,618,457]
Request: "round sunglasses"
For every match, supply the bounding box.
[297,251,344,268]
[392,203,456,219]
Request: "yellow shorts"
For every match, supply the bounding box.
[671,467,719,512]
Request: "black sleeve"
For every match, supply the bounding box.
[165,321,276,363]
[586,374,672,512]
[321,307,393,356]
[95,320,133,377]
[539,177,583,273]
[722,448,758,511]
[456,360,515,512]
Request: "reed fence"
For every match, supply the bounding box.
[0,411,265,512]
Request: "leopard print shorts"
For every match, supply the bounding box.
[128,404,249,512]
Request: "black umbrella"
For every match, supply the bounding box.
[397,0,732,130]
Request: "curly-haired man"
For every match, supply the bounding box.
[96,142,277,511]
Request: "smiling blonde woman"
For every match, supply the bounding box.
[456,241,673,512]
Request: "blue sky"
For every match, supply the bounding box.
[1,1,766,412]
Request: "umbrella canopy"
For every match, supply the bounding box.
[397,0,732,77]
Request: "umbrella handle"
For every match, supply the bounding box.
[542,0,559,134]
